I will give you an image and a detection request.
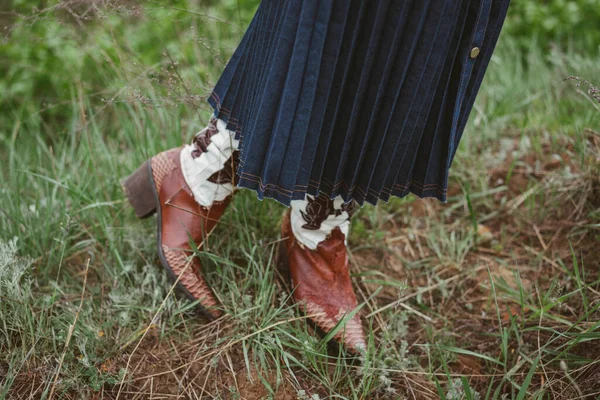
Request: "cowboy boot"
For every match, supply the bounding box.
[122,117,239,319]
[281,193,366,352]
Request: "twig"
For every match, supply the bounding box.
[126,314,317,383]
[532,225,548,250]
[366,265,488,318]
[397,302,432,322]
[48,258,91,400]
[164,48,203,122]
[115,255,198,399]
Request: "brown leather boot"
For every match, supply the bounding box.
[123,119,238,319]
[281,195,366,352]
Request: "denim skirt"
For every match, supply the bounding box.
[208,0,511,206]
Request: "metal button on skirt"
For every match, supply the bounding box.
[208,0,511,206]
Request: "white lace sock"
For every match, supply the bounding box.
[290,194,357,250]
[180,118,239,207]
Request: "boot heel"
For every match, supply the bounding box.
[122,160,157,219]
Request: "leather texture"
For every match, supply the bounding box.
[151,148,231,319]
[281,210,366,352]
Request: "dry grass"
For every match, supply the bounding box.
[1,1,599,399]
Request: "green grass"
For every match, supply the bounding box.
[1,2,599,399]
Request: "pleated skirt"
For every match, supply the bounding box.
[208,0,511,206]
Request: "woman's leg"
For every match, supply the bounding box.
[281,193,366,352]
[123,117,238,319]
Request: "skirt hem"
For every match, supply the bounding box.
[209,93,448,206]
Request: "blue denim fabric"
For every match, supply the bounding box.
[208,0,511,206]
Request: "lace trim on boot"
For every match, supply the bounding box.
[290,193,358,250]
[180,118,240,207]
